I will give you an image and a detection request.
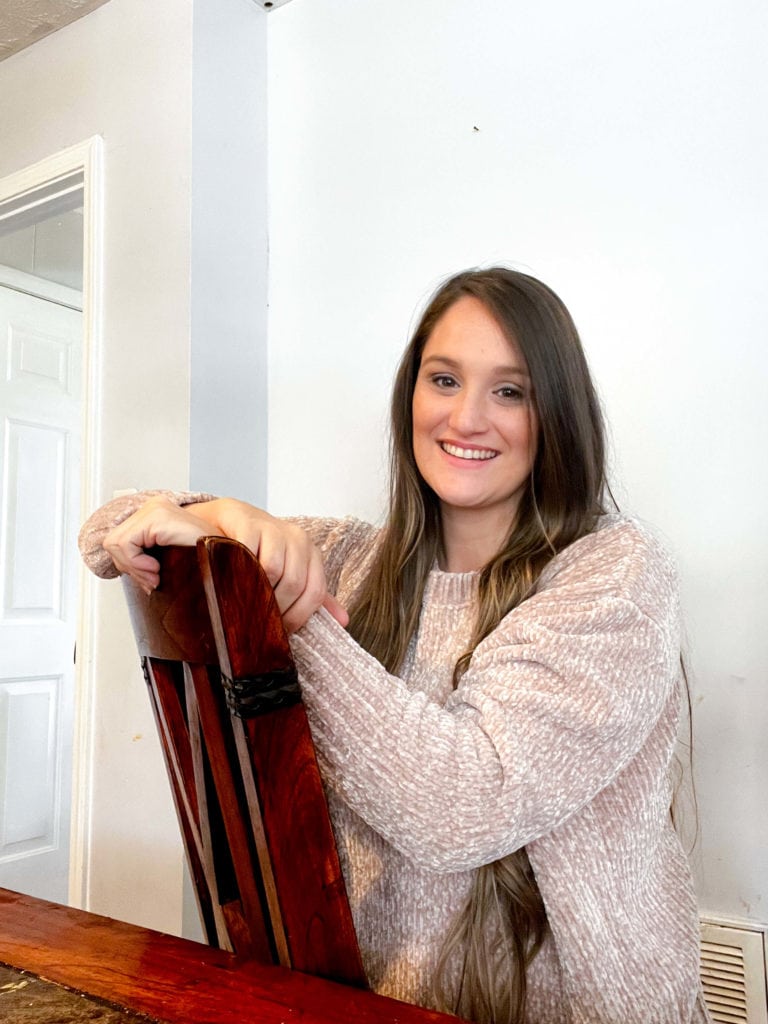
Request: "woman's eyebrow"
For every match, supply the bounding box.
[420,353,530,377]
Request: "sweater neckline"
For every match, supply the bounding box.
[424,566,479,607]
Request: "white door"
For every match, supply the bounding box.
[0,273,82,902]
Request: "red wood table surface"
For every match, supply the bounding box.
[0,888,459,1024]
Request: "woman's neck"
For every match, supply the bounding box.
[438,509,513,572]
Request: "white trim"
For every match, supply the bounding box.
[0,137,104,911]
[0,143,93,207]
[72,135,103,910]
[0,264,83,311]
[0,171,83,232]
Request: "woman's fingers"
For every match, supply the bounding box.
[240,519,347,633]
[205,500,302,593]
[124,552,162,594]
[102,497,212,587]
[272,537,328,633]
[252,522,347,632]
[323,593,350,628]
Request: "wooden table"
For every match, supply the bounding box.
[0,888,459,1023]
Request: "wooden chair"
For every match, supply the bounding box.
[121,536,366,988]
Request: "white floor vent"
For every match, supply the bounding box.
[700,917,768,1024]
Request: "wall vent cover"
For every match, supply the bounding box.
[700,917,768,1024]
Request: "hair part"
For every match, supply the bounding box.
[347,267,611,1024]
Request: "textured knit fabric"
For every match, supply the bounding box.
[79,494,711,1024]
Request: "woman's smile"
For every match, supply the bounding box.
[440,442,499,460]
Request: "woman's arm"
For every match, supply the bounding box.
[290,518,682,871]
[79,490,348,632]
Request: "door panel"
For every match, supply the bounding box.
[0,678,60,852]
[0,281,81,901]
[5,420,67,615]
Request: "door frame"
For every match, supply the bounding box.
[0,137,103,908]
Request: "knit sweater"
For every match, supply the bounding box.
[79,494,711,1024]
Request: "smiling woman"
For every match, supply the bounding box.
[78,267,712,1024]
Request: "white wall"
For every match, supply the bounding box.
[268,0,768,925]
[0,0,268,935]
[0,0,194,933]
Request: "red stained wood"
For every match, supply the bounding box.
[202,537,365,983]
[143,659,224,947]
[121,539,365,986]
[0,888,460,1024]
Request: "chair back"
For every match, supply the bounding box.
[122,536,365,987]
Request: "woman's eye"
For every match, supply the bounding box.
[495,385,525,401]
[431,374,458,389]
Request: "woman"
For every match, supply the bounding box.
[80,268,710,1024]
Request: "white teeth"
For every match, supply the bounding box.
[441,442,498,460]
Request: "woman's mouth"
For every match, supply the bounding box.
[441,442,499,461]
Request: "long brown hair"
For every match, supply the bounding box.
[347,268,610,1023]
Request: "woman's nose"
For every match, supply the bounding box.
[447,391,487,434]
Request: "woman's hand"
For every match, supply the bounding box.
[102,496,215,594]
[102,495,348,633]
[203,499,349,632]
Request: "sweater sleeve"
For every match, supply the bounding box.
[289,519,682,873]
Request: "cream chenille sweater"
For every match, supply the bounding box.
[79,493,711,1024]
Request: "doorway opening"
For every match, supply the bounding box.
[0,140,101,907]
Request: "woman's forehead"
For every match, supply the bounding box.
[422,295,527,369]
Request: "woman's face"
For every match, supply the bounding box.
[412,296,538,562]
